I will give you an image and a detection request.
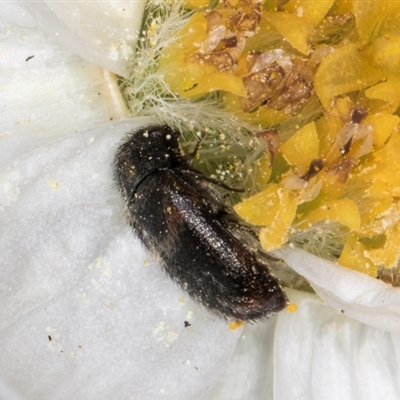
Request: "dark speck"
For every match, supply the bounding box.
[184,321,191,328]
[351,106,368,124]
[25,55,35,62]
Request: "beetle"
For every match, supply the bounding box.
[114,125,287,321]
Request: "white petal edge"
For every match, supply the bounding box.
[19,0,146,77]
[275,247,400,333]
[0,21,129,169]
[202,315,277,399]
[203,288,400,399]
[274,289,400,399]
[0,118,242,399]
[0,2,35,27]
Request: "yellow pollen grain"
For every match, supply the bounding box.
[229,320,244,329]
[49,180,60,190]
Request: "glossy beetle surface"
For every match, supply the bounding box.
[114,125,287,320]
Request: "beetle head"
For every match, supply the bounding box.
[114,125,183,198]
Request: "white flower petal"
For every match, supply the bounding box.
[204,289,400,399]
[0,119,242,399]
[0,21,129,168]
[1,2,35,27]
[275,247,400,333]
[19,0,146,77]
[202,316,277,399]
[274,289,400,399]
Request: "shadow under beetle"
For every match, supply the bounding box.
[114,125,287,321]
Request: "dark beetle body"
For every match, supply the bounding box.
[114,125,287,321]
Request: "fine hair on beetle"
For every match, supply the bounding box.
[114,124,287,321]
